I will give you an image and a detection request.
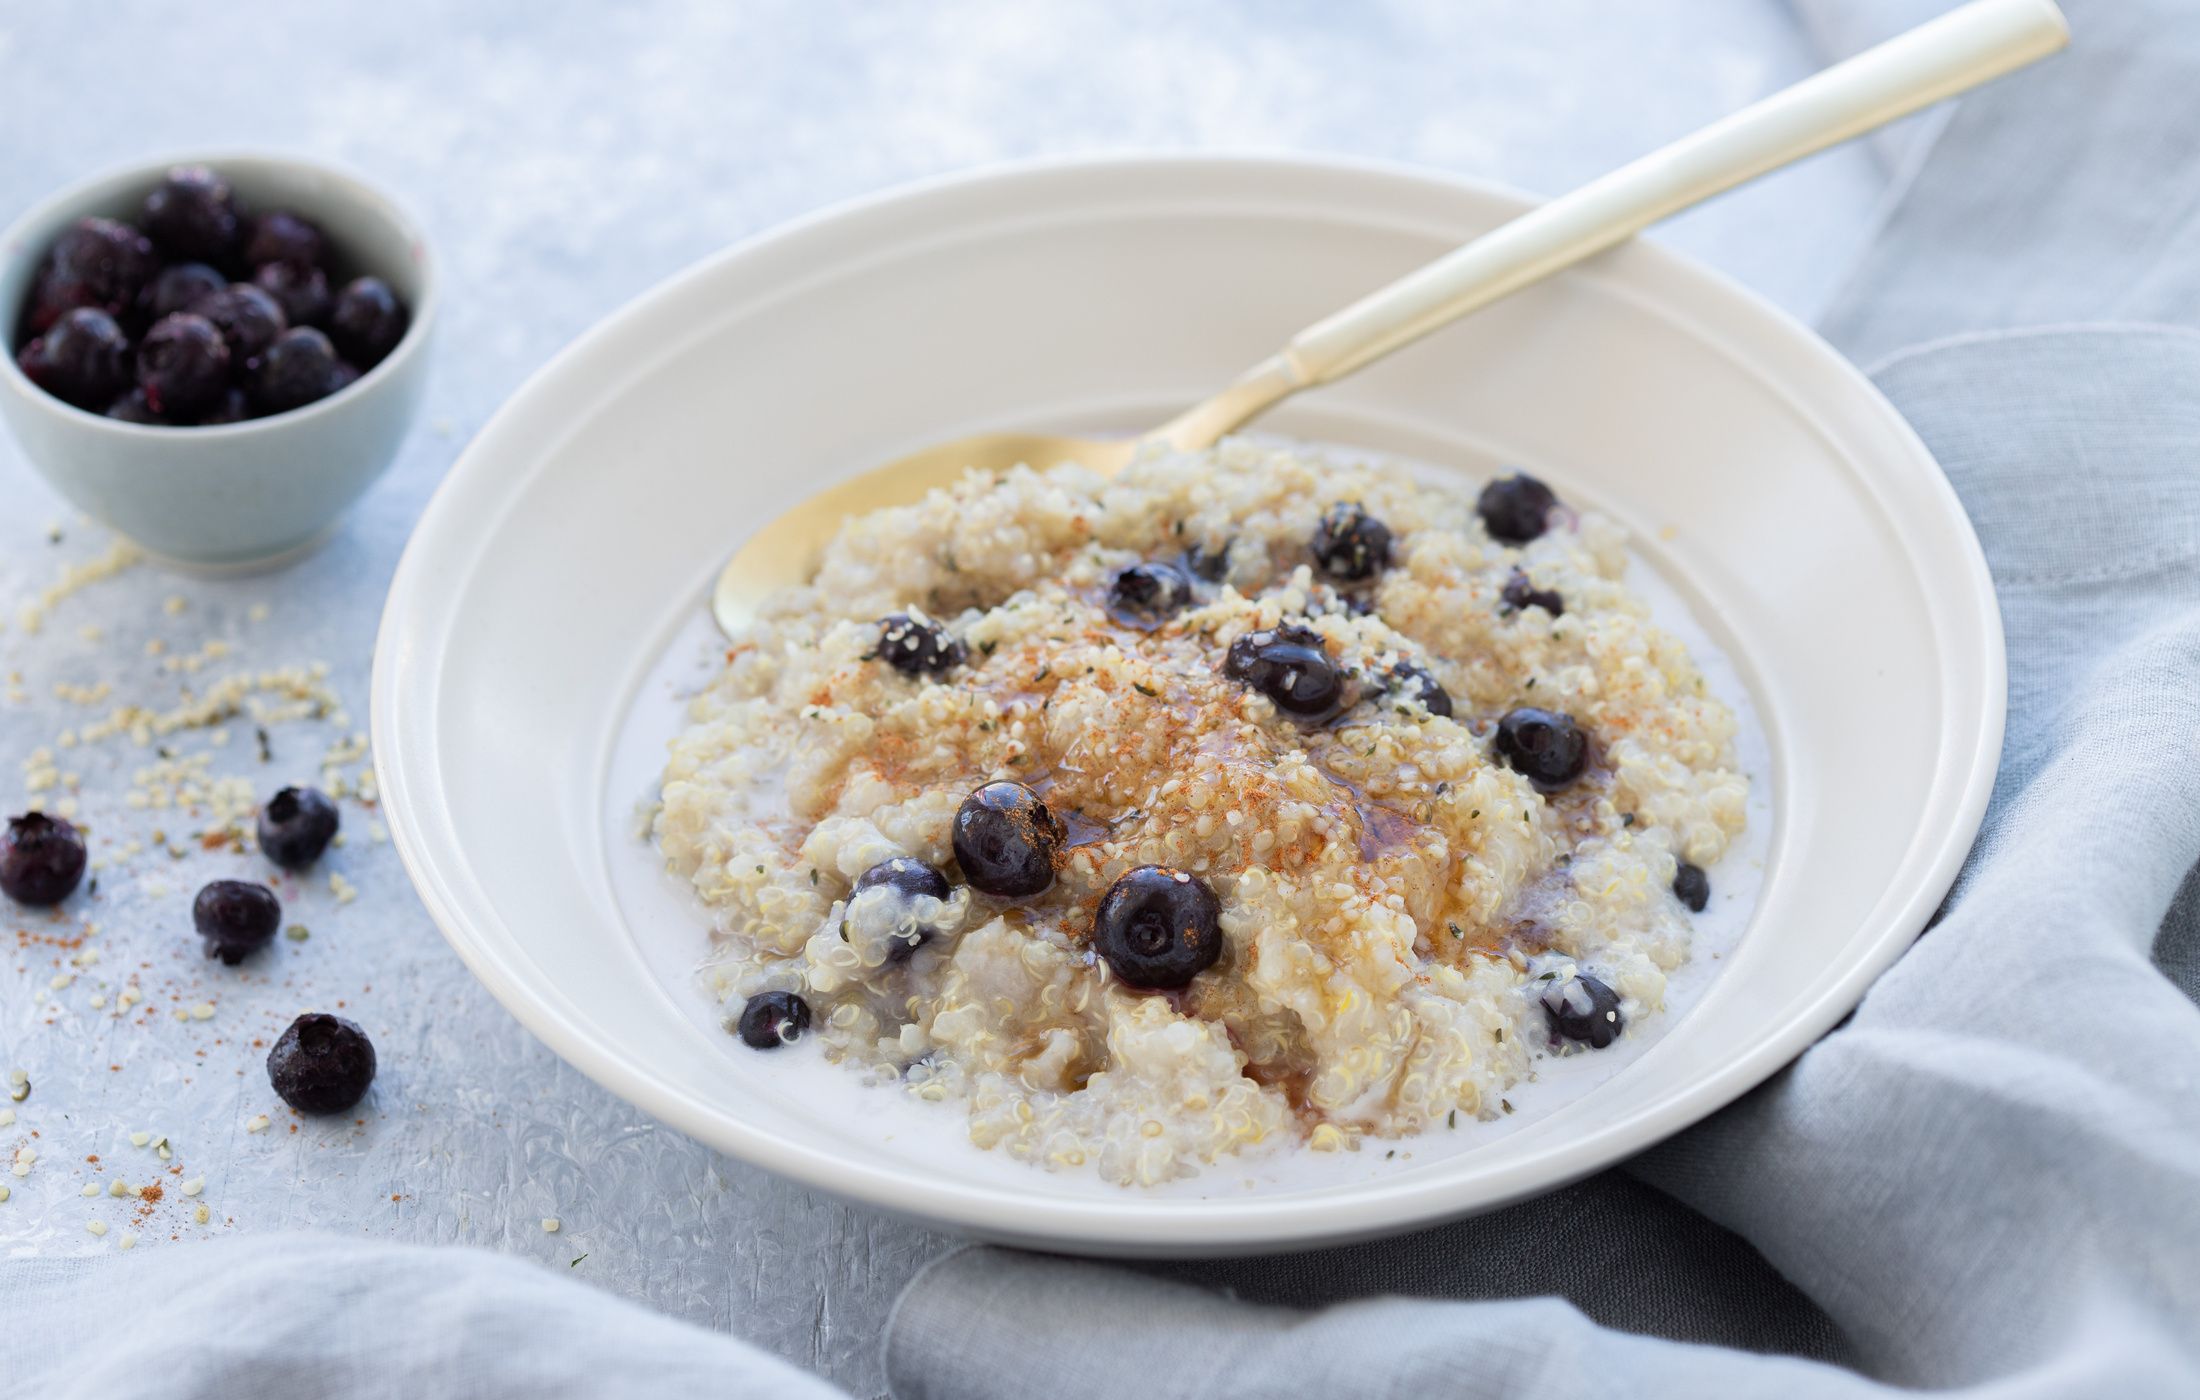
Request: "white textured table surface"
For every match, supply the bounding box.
[0,3,1885,1392]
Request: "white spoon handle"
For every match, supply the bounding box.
[1159,0,2067,448]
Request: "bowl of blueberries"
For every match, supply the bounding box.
[1,154,435,567]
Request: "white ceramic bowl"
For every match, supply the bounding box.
[0,153,437,569]
[372,155,2004,1255]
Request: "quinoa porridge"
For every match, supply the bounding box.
[651,437,1749,1188]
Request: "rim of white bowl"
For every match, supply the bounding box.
[0,148,439,437]
[372,151,2006,1251]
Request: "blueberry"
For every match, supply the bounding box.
[17,308,131,409]
[952,781,1063,898]
[1386,659,1453,718]
[856,856,952,903]
[876,614,965,676]
[853,856,953,961]
[252,260,331,328]
[21,218,157,333]
[1311,501,1392,581]
[259,786,340,870]
[103,389,167,425]
[196,386,251,425]
[244,209,328,271]
[189,283,287,365]
[1500,568,1564,617]
[1494,707,1590,791]
[1092,865,1223,989]
[1183,539,1232,582]
[192,879,281,965]
[1223,622,1353,724]
[1673,862,1710,913]
[327,276,407,368]
[139,262,228,325]
[267,1013,377,1113]
[252,326,343,415]
[1,812,88,906]
[1540,971,1624,1048]
[1106,561,1192,627]
[142,166,243,263]
[136,312,231,418]
[737,990,812,1049]
[1478,473,1560,545]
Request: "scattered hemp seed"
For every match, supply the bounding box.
[194,1204,210,1225]
[81,1183,100,1198]
[181,1177,204,1196]
[541,1217,561,1234]
[190,1002,216,1021]
[86,1219,107,1237]
[286,925,311,942]
[107,1179,129,1198]
[129,1132,151,1148]
[118,1232,137,1250]
[245,1115,271,1133]
[0,1184,10,1202]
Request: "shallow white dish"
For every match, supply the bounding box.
[372,154,2004,1255]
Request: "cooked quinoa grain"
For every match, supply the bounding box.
[657,439,1748,1186]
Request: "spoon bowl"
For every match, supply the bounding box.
[712,430,1134,630]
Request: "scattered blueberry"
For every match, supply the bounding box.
[1493,707,1590,791]
[141,166,243,263]
[1310,501,1392,581]
[139,262,228,325]
[327,276,407,368]
[1,812,87,906]
[267,1013,378,1113]
[1478,473,1560,545]
[103,389,166,425]
[1541,971,1624,1048]
[1106,561,1192,627]
[952,781,1064,898]
[1386,659,1454,718]
[136,312,231,417]
[23,218,157,332]
[17,307,131,409]
[244,209,328,271]
[853,856,953,961]
[1673,862,1710,913]
[1223,622,1353,724]
[259,786,341,870]
[1500,568,1565,617]
[189,283,287,365]
[252,259,331,328]
[192,879,281,965]
[737,990,813,1049]
[251,326,344,415]
[876,614,965,676]
[1092,865,1223,989]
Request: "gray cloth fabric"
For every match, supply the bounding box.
[0,1234,843,1399]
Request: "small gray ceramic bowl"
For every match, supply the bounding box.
[0,153,436,569]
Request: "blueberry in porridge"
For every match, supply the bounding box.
[653,438,1748,1186]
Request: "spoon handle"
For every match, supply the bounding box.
[1156,0,2067,451]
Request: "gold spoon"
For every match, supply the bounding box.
[714,0,2065,636]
